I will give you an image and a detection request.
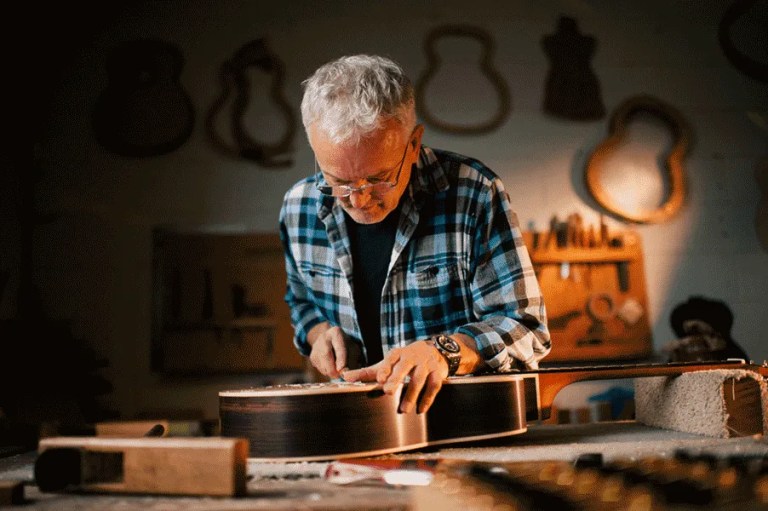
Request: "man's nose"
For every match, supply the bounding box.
[348,187,372,208]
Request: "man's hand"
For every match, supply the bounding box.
[307,323,362,379]
[342,341,449,414]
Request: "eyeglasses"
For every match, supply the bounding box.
[314,141,410,198]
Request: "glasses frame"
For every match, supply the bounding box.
[314,140,411,198]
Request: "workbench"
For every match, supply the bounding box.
[2,421,768,510]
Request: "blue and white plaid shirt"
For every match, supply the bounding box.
[279,146,551,371]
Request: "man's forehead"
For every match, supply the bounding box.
[309,121,402,150]
[311,126,404,177]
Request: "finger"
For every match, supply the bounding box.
[375,350,399,384]
[310,339,339,379]
[330,335,348,372]
[416,372,444,414]
[382,355,414,395]
[342,363,380,382]
[310,352,336,378]
[398,365,429,414]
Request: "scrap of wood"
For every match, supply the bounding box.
[0,480,24,505]
[36,437,248,497]
[95,419,203,437]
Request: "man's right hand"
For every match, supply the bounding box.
[307,323,362,379]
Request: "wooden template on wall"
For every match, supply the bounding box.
[416,24,511,134]
[151,229,304,375]
[205,38,296,167]
[92,39,195,157]
[585,94,691,224]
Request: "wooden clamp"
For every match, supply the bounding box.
[35,437,249,497]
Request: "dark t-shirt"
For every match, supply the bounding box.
[345,209,399,365]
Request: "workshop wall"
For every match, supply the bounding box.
[3,0,766,421]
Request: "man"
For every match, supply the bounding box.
[279,54,550,414]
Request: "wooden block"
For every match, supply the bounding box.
[574,407,591,424]
[723,376,764,437]
[36,437,248,496]
[95,420,203,437]
[0,480,24,505]
[594,401,613,421]
[635,369,766,437]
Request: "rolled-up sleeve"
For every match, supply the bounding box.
[278,197,326,356]
[456,182,551,371]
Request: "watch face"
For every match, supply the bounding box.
[436,335,460,353]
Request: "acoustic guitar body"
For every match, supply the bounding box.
[219,374,532,461]
[219,360,765,461]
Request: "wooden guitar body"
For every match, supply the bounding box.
[219,359,765,461]
[219,374,531,461]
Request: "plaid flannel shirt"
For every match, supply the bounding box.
[278,146,551,371]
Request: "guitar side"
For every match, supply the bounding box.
[219,359,766,461]
[219,375,531,461]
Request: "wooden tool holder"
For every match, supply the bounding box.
[523,219,653,363]
[151,230,305,375]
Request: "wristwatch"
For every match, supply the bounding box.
[429,334,461,376]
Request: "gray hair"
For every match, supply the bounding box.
[301,54,416,144]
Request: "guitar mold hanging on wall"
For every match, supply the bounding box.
[92,39,195,157]
[585,95,692,224]
[205,38,296,167]
[718,0,768,83]
[415,24,511,135]
[541,15,605,121]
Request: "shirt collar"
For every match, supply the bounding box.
[410,145,450,197]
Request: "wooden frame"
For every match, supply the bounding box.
[585,95,691,224]
[416,24,511,134]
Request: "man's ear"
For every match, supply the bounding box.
[411,123,425,149]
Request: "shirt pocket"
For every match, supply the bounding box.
[405,262,471,331]
[298,261,345,299]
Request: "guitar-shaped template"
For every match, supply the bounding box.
[219,359,766,461]
[415,24,511,134]
[92,39,195,157]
